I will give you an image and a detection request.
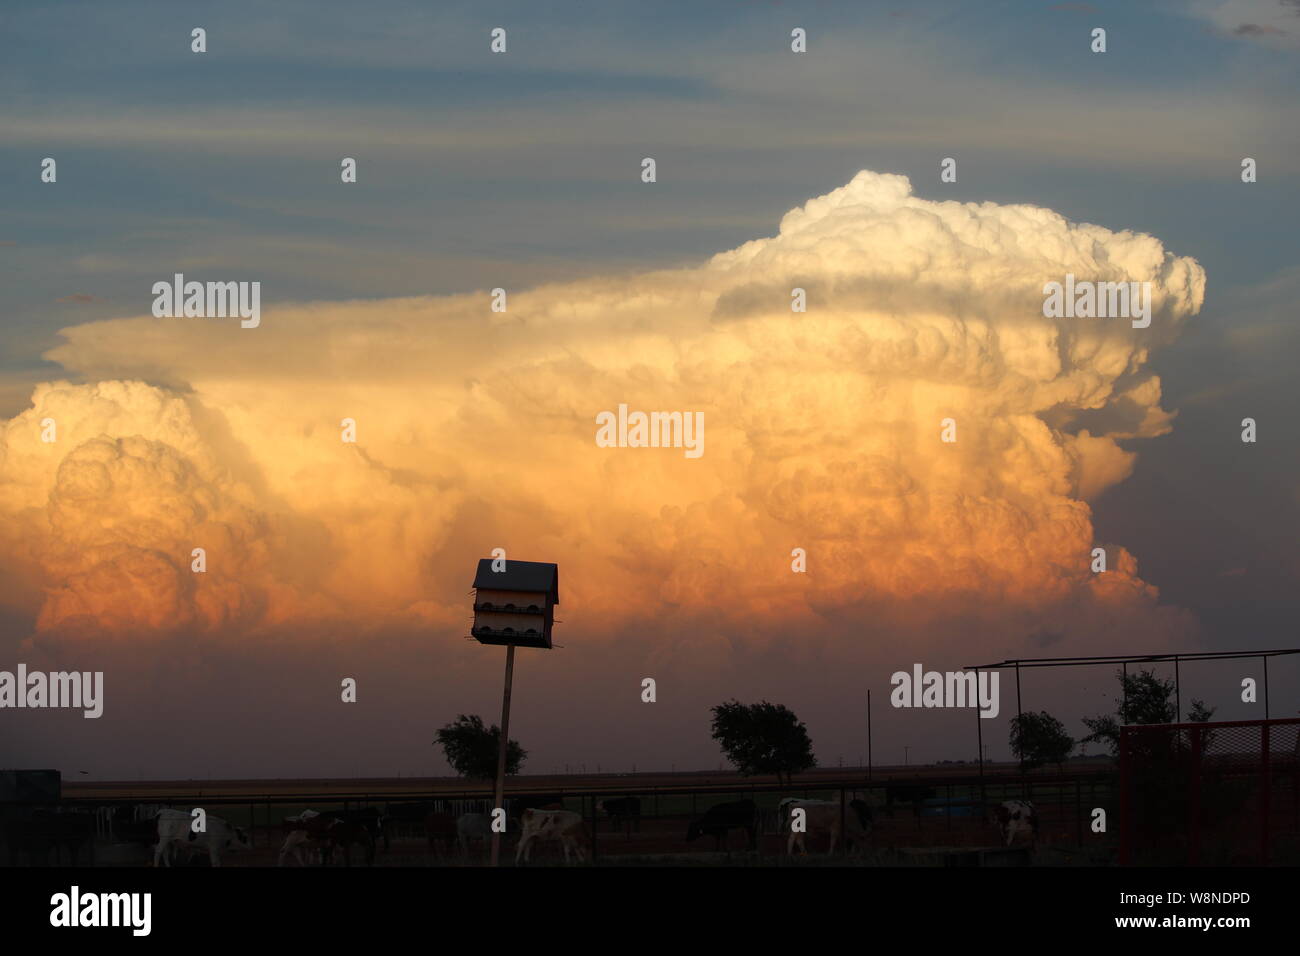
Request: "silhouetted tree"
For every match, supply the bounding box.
[1082,669,1216,758]
[1009,710,1074,770]
[1081,669,1177,757]
[710,699,816,785]
[434,714,526,780]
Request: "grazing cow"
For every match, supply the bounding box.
[597,797,641,832]
[507,795,565,820]
[320,809,380,866]
[515,809,587,864]
[424,811,458,859]
[780,798,872,855]
[105,805,161,848]
[685,799,757,852]
[278,810,327,867]
[154,809,249,867]
[991,800,1038,847]
[276,808,379,866]
[456,812,494,858]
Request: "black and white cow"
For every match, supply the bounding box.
[991,800,1038,847]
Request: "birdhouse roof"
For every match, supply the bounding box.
[472,559,559,604]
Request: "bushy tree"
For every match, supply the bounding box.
[710,699,816,785]
[1009,710,1074,770]
[1081,668,1215,757]
[434,714,526,780]
[1081,669,1178,757]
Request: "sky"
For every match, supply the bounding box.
[1,0,1298,780]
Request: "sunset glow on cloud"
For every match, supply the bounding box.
[0,171,1205,670]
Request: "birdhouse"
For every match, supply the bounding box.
[471,559,559,649]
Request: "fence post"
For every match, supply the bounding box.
[840,786,846,856]
[1119,726,1131,865]
[1260,722,1271,865]
[1189,725,1202,866]
[1075,778,1082,847]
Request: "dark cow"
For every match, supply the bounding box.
[322,808,381,865]
[991,800,1038,847]
[597,797,641,832]
[280,807,381,866]
[686,799,757,851]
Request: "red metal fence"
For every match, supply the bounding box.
[1119,717,1300,865]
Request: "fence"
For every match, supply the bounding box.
[4,767,1117,865]
[1119,717,1300,865]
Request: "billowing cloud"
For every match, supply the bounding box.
[2,171,1205,668]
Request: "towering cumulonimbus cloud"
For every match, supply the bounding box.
[0,171,1205,664]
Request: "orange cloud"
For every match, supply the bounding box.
[1,172,1206,666]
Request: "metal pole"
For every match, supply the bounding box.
[1175,657,1181,722]
[1122,662,1128,720]
[975,669,985,804]
[1015,662,1022,722]
[1075,778,1082,847]
[1118,728,1131,865]
[1188,725,1202,865]
[1263,656,1270,718]
[1015,662,1023,770]
[867,689,873,782]
[490,644,516,867]
[839,786,846,856]
[1259,722,1271,864]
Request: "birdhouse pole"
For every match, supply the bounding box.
[470,557,560,867]
[490,644,516,867]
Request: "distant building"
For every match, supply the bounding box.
[471,559,559,650]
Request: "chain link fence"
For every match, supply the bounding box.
[1119,717,1300,865]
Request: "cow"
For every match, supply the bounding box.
[320,809,379,866]
[278,810,327,866]
[597,797,641,833]
[277,808,378,866]
[685,799,757,852]
[780,798,872,855]
[515,809,587,864]
[456,812,494,858]
[153,809,249,867]
[991,800,1038,847]
[107,805,163,848]
[505,796,565,838]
